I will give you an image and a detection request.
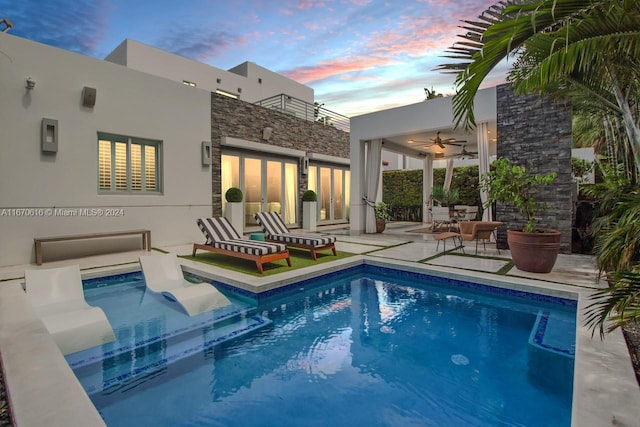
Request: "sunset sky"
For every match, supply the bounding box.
[0,0,508,116]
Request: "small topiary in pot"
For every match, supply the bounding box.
[225,187,243,203]
[302,190,317,202]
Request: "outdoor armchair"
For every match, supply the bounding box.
[431,206,456,231]
[458,221,503,254]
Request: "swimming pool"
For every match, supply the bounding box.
[68,265,576,426]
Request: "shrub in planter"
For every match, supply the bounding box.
[302,190,317,202]
[225,187,243,202]
[374,202,391,233]
[482,158,559,273]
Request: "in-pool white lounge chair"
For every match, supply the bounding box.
[139,253,232,316]
[254,211,337,260]
[194,217,292,273]
[24,264,116,355]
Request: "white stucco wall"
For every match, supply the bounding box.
[228,61,314,104]
[105,39,313,104]
[571,147,596,184]
[0,33,212,266]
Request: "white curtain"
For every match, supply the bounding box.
[423,155,433,223]
[221,155,235,215]
[365,139,382,233]
[307,166,317,192]
[284,163,296,224]
[444,158,454,190]
[477,122,492,221]
[345,170,351,220]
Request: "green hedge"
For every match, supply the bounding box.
[382,166,482,220]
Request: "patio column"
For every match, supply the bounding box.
[423,155,433,223]
[364,139,382,233]
[477,122,492,221]
[444,158,454,190]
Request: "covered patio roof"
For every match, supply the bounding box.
[349,87,498,234]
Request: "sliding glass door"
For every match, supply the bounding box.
[244,158,262,226]
[308,164,350,222]
[222,153,298,226]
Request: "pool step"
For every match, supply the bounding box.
[527,310,575,395]
[71,313,272,395]
[67,302,255,370]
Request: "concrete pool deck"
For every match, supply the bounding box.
[0,223,638,426]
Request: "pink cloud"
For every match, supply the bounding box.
[284,55,397,83]
[296,0,327,9]
[282,1,497,86]
[297,0,314,9]
[304,22,321,31]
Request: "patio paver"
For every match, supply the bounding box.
[426,253,510,273]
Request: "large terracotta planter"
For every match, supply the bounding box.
[376,218,386,233]
[507,229,561,273]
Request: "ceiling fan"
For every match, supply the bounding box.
[449,145,478,159]
[430,131,467,148]
[409,131,467,149]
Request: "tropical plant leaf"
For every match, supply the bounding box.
[586,269,640,338]
[436,0,638,130]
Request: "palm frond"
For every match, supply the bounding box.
[585,269,640,339]
[437,0,630,129]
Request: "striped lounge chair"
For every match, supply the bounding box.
[254,211,337,261]
[194,217,291,274]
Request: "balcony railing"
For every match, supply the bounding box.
[255,94,350,132]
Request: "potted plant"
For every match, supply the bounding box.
[224,187,244,235]
[431,185,459,207]
[481,158,559,273]
[374,202,391,233]
[302,190,318,231]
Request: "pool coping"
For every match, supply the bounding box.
[0,256,638,426]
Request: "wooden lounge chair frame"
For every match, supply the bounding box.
[254,211,337,260]
[193,217,291,274]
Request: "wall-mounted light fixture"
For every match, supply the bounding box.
[0,17,13,33]
[262,127,273,141]
[82,86,97,107]
[201,141,212,165]
[41,118,58,152]
[25,77,36,90]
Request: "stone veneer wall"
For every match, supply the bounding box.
[496,84,573,253]
[210,93,350,221]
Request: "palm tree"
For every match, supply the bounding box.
[424,86,444,100]
[585,187,640,337]
[437,0,640,337]
[437,0,640,174]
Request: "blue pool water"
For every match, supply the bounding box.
[68,265,576,426]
